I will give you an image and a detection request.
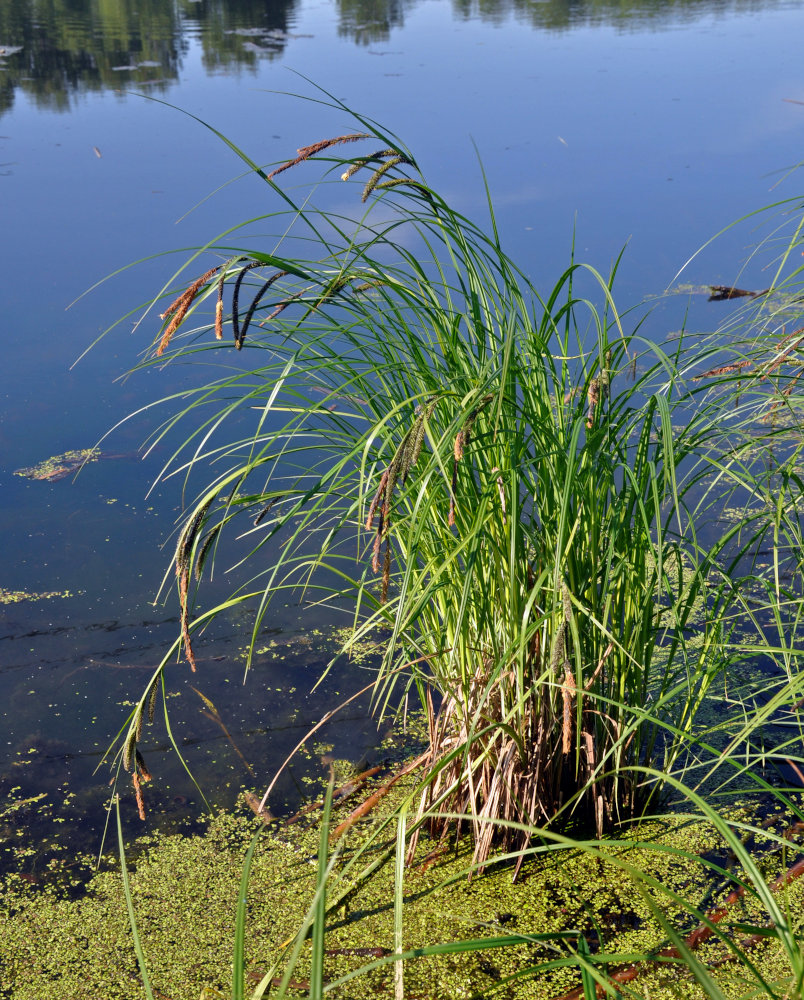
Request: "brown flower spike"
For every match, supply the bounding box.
[267,133,370,181]
[157,266,219,356]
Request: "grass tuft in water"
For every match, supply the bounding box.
[108,95,804,895]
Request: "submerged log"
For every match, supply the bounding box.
[708,285,769,301]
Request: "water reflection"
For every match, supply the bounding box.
[450,0,777,30]
[0,0,298,116]
[0,0,792,116]
[336,0,416,45]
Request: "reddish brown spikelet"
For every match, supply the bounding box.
[133,771,146,821]
[380,538,392,604]
[366,469,389,530]
[693,359,753,380]
[372,525,383,574]
[783,369,804,397]
[178,565,198,673]
[135,749,152,782]
[267,133,370,181]
[454,429,465,462]
[561,667,576,755]
[264,287,309,324]
[377,499,391,568]
[159,266,219,325]
[762,328,804,379]
[157,266,219,356]
[160,288,191,323]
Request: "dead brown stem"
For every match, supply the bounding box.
[552,838,804,1000]
[330,751,429,843]
[244,790,274,824]
[192,685,255,777]
[282,764,384,826]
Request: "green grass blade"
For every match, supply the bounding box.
[115,795,155,1000]
[232,829,263,1000]
[310,776,335,1000]
[394,805,408,1000]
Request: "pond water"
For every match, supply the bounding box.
[2,0,804,873]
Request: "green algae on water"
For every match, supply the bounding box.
[13,448,101,482]
[0,587,73,604]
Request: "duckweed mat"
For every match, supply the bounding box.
[2,778,803,1000]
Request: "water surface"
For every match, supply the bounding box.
[2,0,804,868]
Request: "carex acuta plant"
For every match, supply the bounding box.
[111,94,803,867]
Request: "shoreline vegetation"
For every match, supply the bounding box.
[4,92,804,997]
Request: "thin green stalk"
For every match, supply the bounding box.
[232,829,262,1000]
[394,805,408,1000]
[310,778,334,1000]
[115,795,155,1000]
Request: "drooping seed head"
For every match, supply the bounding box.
[156,266,219,356]
[366,469,389,530]
[362,156,404,203]
[135,749,152,782]
[133,771,146,821]
[267,133,371,181]
[562,667,576,755]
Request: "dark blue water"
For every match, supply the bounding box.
[2,0,804,866]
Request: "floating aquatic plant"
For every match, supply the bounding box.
[13,448,101,482]
[0,587,73,604]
